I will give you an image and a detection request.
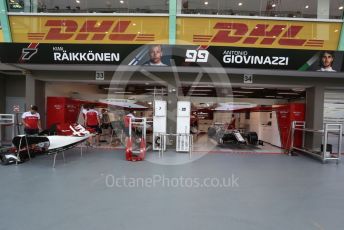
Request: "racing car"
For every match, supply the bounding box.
[208,123,260,146]
[0,124,90,165]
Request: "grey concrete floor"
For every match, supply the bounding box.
[0,147,343,230]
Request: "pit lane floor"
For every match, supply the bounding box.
[0,146,343,230]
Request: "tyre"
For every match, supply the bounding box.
[208,127,216,137]
[0,155,7,165]
[0,154,14,165]
[247,132,258,145]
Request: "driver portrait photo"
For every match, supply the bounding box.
[144,44,168,66]
[317,51,336,72]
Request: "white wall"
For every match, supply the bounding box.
[324,90,344,124]
[179,96,286,105]
[213,112,232,123]
[46,82,102,98]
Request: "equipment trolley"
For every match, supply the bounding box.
[289,121,342,163]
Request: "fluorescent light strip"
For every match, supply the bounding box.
[226,95,245,97]
[104,87,124,90]
[292,88,305,92]
[147,92,167,95]
[192,93,209,96]
[277,92,299,95]
[113,92,133,94]
[190,85,215,88]
[241,87,264,90]
[189,89,213,92]
[146,88,164,91]
[232,91,254,94]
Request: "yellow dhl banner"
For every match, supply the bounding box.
[9,16,169,44]
[177,17,341,50]
[0,29,3,42]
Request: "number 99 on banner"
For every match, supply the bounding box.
[185,50,209,63]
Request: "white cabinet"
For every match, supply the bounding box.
[154,100,167,117]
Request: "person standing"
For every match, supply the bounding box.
[100,108,113,143]
[228,114,236,130]
[101,109,112,129]
[85,104,101,146]
[22,105,42,135]
[82,104,90,123]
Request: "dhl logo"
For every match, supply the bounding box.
[27,20,155,42]
[193,23,324,47]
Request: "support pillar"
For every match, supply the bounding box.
[338,20,344,51]
[0,76,4,143]
[169,0,177,44]
[0,76,5,113]
[166,82,177,138]
[305,85,325,149]
[0,0,12,42]
[25,74,46,128]
[176,0,182,14]
[317,0,330,19]
[25,74,36,109]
